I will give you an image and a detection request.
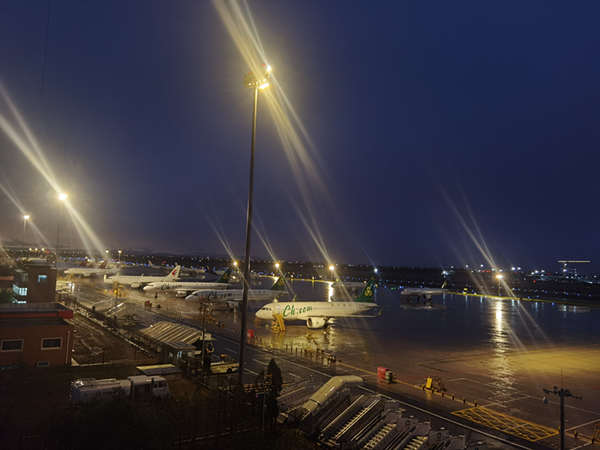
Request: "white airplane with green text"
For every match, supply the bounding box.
[256,278,381,329]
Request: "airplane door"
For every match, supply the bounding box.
[276,304,281,314]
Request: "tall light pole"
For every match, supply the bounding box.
[22,214,30,261]
[118,250,122,265]
[239,64,271,387]
[56,193,68,267]
[496,274,503,297]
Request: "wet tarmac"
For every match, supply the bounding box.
[76,274,600,449]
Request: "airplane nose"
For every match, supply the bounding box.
[185,294,195,301]
[143,286,151,292]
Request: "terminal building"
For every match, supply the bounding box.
[0,302,74,369]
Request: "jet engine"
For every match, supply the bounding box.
[307,317,326,329]
[131,282,142,289]
[226,301,240,310]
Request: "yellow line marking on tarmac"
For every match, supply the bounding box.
[335,362,418,388]
[453,407,557,442]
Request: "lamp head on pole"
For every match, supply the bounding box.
[23,214,30,220]
[59,193,68,201]
[244,63,272,90]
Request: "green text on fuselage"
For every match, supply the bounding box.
[283,304,313,317]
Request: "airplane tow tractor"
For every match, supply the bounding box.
[272,313,286,333]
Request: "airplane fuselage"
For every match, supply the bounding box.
[256,301,376,322]
[143,282,229,293]
[186,288,286,302]
[400,288,448,300]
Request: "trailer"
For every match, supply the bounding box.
[70,375,170,403]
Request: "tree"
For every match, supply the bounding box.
[266,359,283,427]
[0,288,14,304]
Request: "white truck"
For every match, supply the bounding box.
[70,375,170,403]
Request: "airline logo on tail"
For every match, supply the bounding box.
[270,275,286,291]
[165,266,181,279]
[354,278,377,303]
[215,268,232,283]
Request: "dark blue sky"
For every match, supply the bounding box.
[1,1,598,273]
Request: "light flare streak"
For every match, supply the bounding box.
[213,1,354,266]
[0,179,51,248]
[0,84,107,257]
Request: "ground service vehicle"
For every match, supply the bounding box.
[208,354,240,375]
[70,375,170,403]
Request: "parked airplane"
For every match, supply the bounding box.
[105,266,182,289]
[142,268,232,297]
[147,260,206,277]
[400,286,448,301]
[185,275,288,308]
[256,278,381,329]
[64,260,105,277]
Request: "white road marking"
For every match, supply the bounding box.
[289,373,300,378]
[225,348,237,354]
[484,395,533,407]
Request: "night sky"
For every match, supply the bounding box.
[1,1,598,273]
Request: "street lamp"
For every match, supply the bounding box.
[56,193,68,267]
[275,262,280,275]
[105,250,109,261]
[118,250,122,264]
[239,63,272,387]
[495,274,503,297]
[22,214,30,261]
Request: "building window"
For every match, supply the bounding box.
[13,285,28,296]
[38,275,48,283]
[1,340,23,352]
[20,272,28,283]
[37,361,50,367]
[41,338,62,349]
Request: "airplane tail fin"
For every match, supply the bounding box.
[99,260,108,269]
[89,261,97,269]
[354,278,377,303]
[165,265,181,279]
[270,275,286,291]
[79,259,88,267]
[215,268,232,284]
